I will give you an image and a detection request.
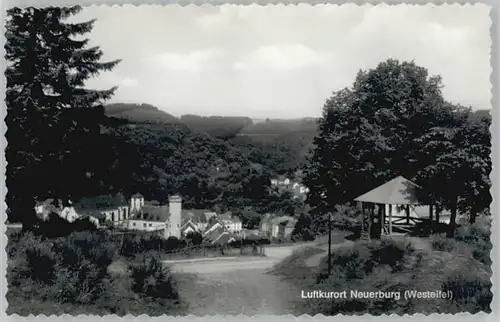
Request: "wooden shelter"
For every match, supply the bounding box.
[354,176,428,240]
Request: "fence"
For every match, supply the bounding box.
[163,243,265,260]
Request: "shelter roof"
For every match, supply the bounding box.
[354,176,423,205]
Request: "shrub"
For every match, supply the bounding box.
[442,272,492,313]
[327,247,367,280]
[430,234,457,252]
[454,218,492,265]
[129,252,179,300]
[11,235,57,285]
[410,220,449,237]
[366,238,415,272]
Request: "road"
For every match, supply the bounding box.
[167,244,311,315]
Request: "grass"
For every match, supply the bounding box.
[271,221,492,315]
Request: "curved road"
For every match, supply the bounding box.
[167,245,311,315]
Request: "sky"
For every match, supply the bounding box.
[76,4,491,119]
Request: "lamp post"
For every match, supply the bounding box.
[327,212,332,276]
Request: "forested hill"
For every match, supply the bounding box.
[102,104,274,211]
[104,103,320,176]
[105,103,180,124]
[180,114,253,139]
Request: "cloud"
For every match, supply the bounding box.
[119,77,138,87]
[234,45,327,71]
[150,49,221,72]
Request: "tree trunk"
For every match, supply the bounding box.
[469,203,477,224]
[429,204,433,221]
[447,196,458,238]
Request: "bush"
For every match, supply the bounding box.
[7,230,184,315]
[129,252,179,300]
[11,234,57,285]
[366,239,415,272]
[442,272,492,313]
[454,218,492,265]
[410,220,450,237]
[430,234,457,252]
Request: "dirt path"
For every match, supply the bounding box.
[304,240,354,267]
[168,245,307,315]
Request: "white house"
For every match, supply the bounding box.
[72,194,130,227]
[59,205,80,223]
[34,198,100,227]
[218,212,243,234]
[271,175,291,187]
[127,195,183,238]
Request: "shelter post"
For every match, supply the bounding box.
[377,204,383,238]
[360,202,364,232]
[406,205,410,225]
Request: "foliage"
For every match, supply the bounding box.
[304,59,491,237]
[119,233,187,258]
[7,230,183,315]
[291,213,316,241]
[430,234,458,252]
[441,272,492,313]
[277,234,491,315]
[181,114,253,139]
[102,116,274,210]
[32,213,98,238]
[185,231,203,245]
[5,6,120,225]
[129,252,179,300]
[106,103,180,124]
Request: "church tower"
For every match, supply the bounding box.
[130,193,144,214]
[167,195,182,238]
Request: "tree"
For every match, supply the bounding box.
[304,59,474,224]
[291,213,315,241]
[185,231,203,246]
[415,111,491,235]
[5,6,120,226]
[305,59,491,238]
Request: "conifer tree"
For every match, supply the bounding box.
[5,6,120,226]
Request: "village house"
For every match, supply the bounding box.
[34,195,126,228]
[270,175,291,187]
[201,216,238,245]
[71,194,130,227]
[218,212,243,234]
[34,192,245,245]
[260,214,297,240]
[126,194,183,238]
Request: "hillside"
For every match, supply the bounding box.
[105,103,180,124]
[239,118,318,136]
[101,108,274,210]
[180,114,253,139]
[104,103,319,176]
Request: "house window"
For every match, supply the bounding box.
[177,224,180,228]
[133,223,136,227]
[143,223,147,228]
[149,223,152,227]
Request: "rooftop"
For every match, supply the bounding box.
[73,194,128,214]
[354,176,423,205]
